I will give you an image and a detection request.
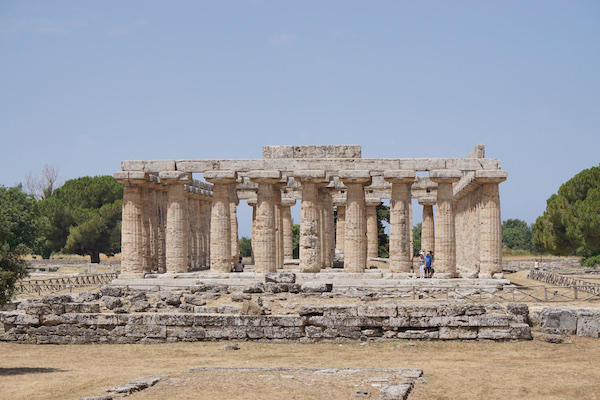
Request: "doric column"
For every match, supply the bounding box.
[334,202,346,255]
[273,183,285,269]
[199,193,211,267]
[365,198,381,259]
[339,171,372,273]
[294,171,328,273]
[429,170,462,278]
[281,198,296,260]
[319,187,336,268]
[229,183,240,264]
[384,170,416,273]
[186,194,196,268]
[205,171,237,273]
[476,170,508,278]
[419,198,436,254]
[159,171,193,274]
[248,171,282,273]
[247,198,257,265]
[114,172,147,277]
[157,186,167,272]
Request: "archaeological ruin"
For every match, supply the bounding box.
[113,144,507,280]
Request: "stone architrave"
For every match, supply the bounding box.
[419,198,436,254]
[339,171,372,273]
[228,183,240,264]
[476,170,508,278]
[114,171,147,277]
[248,171,282,273]
[334,202,346,255]
[281,198,296,260]
[365,198,381,259]
[384,170,415,273]
[429,170,462,278]
[294,171,328,273]
[205,171,237,273]
[159,171,193,274]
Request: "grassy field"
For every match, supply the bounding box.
[1,338,600,399]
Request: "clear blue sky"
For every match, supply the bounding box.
[1,1,599,237]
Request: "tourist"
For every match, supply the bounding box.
[232,257,244,272]
[534,259,539,270]
[542,261,548,271]
[419,253,426,279]
[425,252,433,278]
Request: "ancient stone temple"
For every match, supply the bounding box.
[114,144,507,279]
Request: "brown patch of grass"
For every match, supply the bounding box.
[1,338,600,400]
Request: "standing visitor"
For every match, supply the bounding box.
[419,253,426,279]
[425,251,433,278]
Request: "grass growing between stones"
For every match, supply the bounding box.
[1,338,600,400]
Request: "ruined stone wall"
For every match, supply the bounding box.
[1,293,532,344]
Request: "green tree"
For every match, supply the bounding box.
[239,236,252,258]
[39,176,123,263]
[502,219,533,251]
[376,204,390,258]
[0,213,28,305]
[413,223,422,256]
[534,165,600,266]
[0,184,50,257]
[292,223,300,259]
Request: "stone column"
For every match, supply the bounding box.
[365,198,381,259]
[248,171,282,273]
[385,170,416,273]
[322,188,336,268]
[199,194,211,267]
[159,171,193,274]
[334,202,346,255]
[429,170,462,278]
[114,172,147,277]
[186,194,196,268]
[281,198,296,260]
[476,170,508,278]
[339,171,371,273]
[273,184,285,269]
[157,186,167,272]
[229,183,240,264]
[294,171,328,273]
[248,198,257,265]
[205,171,237,273]
[419,198,436,254]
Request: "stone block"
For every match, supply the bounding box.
[477,327,513,340]
[540,308,577,335]
[509,323,533,340]
[383,316,411,328]
[297,305,324,316]
[468,314,510,327]
[357,303,397,318]
[265,272,296,284]
[125,324,166,339]
[204,326,247,340]
[379,383,413,400]
[166,326,206,341]
[293,145,327,159]
[194,306,218,314]
[396,329,439,340]
[272,316,307,327]
[103,296,122,310]
[301,283,333,293]
[439,326,478,340]
[154,314,195,326]
[305,325,323,338]
[243,283,265,293]
[100,285,123,298]
[183,295,206,306]
[322,305,357,317]
[576,309,600,338]
[42,294,73,304]
[506,303,530,324]
[262,145,294,159]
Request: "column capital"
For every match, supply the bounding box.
[333,200,347,207]
[365,198,382,206]
[338,170,372,185]
[384,170,416,184]
[159,171,192,185]
[475,170,508,184]
[281,198,296,207]
[418,197,436,206]
[294,170,327,183]
[204,170,237,184]
[247,170,282,184]
[114,171,148,185]
[429,170,462,183]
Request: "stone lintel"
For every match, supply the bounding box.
[418,197,436,206]
[384,170,416,184]
[294,170,327,183]
[247,170,282,184]
[429,170,463,183]
[121,160,176,172]
[158,171,192,184]
[338,170,372,184]
[114,171,147,185]
[204,170,238,184]
[475,170,508,184]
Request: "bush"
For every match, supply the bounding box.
[581,255,600,269]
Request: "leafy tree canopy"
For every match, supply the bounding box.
[39,176,123,263]
[0,184,49,257]
[239,236,252,258]
[0,213,28,305]
[533,165,600,263]
[413,222,422,257]
[376,204,390,258]
[502,219,533,251]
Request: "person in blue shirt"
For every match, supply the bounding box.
[425,252,433,278]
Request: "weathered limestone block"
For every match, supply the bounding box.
[357,303,398,318]
[265,272,296,284]
[576,309,600,338]
[510,323,533,340]
[301,283,333,293]
[379,383,413,400]
[506,303,530,324]
[477,327,513,340]
[396,329,439,340]
[468,314,510,327]
[439,326,478,340]
[540,308,577,335]
[125,324,166,339]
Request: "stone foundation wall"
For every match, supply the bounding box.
[531,307,600,338]
[1,294,531,344]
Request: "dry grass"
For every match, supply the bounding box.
[2,338,600,400]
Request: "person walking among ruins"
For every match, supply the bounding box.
[419,252,426,279]
[425,251,433,278]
